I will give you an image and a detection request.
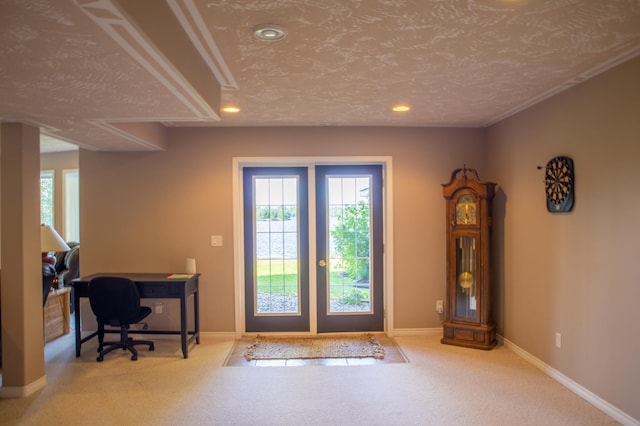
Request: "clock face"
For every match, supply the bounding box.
[545,156,574,212]
[455,194,477,225]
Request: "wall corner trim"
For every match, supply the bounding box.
[0,375,47,399]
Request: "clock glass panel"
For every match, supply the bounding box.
[455,194,477,225]
[455,236,477,319]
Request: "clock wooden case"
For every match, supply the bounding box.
[441,166,496,350]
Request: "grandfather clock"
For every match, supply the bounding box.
[441,166,496,350]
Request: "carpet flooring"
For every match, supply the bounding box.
[0,331,621,425]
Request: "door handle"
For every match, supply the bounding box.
[318,259,326,267]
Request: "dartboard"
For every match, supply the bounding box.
[545,156,574,212]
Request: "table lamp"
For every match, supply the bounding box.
[41,224,70,265]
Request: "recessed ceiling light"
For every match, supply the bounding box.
[222,106,240,113]
[392,104,411,112]
[253,24,288,41]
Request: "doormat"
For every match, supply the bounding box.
[244,334,385,360]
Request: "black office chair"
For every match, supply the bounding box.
[88,276,155,362]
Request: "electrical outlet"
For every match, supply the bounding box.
[155,303,163,314]
[436,300,444,314]
[555,332,562,348]
[211,235,223,246]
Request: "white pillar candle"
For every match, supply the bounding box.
[186,258,196,274]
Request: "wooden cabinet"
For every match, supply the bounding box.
[441,166,496,350]
[44,287,71,342]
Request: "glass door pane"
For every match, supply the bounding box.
[316,165,383,333]
[327,176,372,313]
[243,167,309,332]
[254,176,300,314]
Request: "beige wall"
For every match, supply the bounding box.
[487,56,640,420]
[79,127,486,332]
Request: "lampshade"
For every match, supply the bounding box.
[41,224,70,252]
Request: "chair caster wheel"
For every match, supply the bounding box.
[97,355,104,362]
[149,344,155,351]
[131,354,138,361]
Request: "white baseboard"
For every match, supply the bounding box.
[199,331,237,339]
[501,336,639,426]
[392,327,442,336]
[0,374,47,398]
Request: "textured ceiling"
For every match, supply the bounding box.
[1,0,640,151]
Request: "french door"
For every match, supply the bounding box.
[243,164,383,333]
[315,165,384,332]
[243,167,310,332]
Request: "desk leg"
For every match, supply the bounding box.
[194,290,200,344]
[180,295,188,358]
[73,290,81,357]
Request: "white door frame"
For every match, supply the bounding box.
[232,156,394,337]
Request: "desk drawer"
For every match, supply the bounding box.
[139,284,184,298]
[141,285,169,297]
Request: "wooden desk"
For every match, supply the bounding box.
[70,273,200,359]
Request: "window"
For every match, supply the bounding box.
[63,169,80,242]
[40,169,80,242]
[41,170,54,225]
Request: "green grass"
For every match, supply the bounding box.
[256,259,370,303]
[256,259,298,295]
